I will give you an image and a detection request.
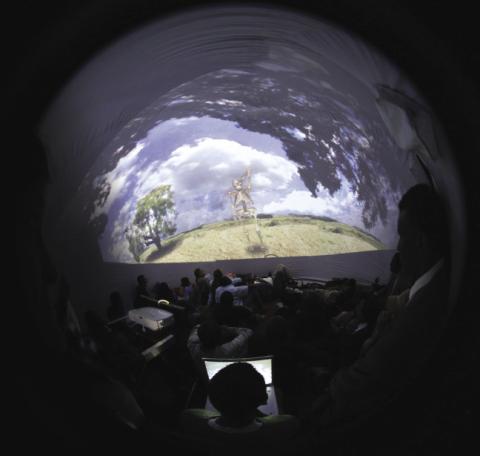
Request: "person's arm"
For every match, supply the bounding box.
[220,325,238,343]
[214,286,224,304]
[361,289,411,355]
[219,327,253,357]
[186,326,201,351]
[231,285,249,298]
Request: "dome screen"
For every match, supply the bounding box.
[87,92,408,264]
[40,7,421,265]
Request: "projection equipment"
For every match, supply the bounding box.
[127,306,174,331]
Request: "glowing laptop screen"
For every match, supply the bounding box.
[203,358,272,385]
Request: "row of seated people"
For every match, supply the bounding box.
[85,265,282,423]
[100,261,395,401]
[184,281,389,410]
[131,269,252,311]
[86,184,451,454]
[129,257,313,313]
[92,263,385,431]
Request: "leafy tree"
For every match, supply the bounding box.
[133,185,176,250]
[125,225,144,262]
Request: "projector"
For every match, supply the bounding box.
[128,307,174,331]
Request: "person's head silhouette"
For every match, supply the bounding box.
[397,184,448,279]
[137,275,147,287]
[208,362,268,427]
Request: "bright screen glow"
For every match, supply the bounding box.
[87,103,411,265]
[204,358,273,385]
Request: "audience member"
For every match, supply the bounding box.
[272,264,295,301]
[176,277,194,309]
[212,291,255,328]
[134,358,178,424]
[134,274,150,308]
[389,251,415,296]
[84,310,144,384]
[294,290,329,343]
[107,291,126,322]
[215,275,249,305]
[152,281,176,304]
[248,316,297,391]
[302,183,451,440]
[192,268,211,307]
[181,362,299,455]
[209,268,224,304]
[187,320,252,379]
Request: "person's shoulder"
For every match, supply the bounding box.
[181,409,219,436]
[408,266,449,308]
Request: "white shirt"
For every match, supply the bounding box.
[408,258,444,304]
[215,283,249,305]
[208,277,243,305]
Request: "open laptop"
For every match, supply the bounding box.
[202,356,279,416]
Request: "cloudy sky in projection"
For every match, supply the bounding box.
[79,58,418,264]
[90,115,399,263]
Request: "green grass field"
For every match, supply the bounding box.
[139,215,385,263]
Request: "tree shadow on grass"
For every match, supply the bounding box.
[246,243,268,255]
[144,238,182,262]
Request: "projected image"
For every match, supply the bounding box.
[83,66,414,264]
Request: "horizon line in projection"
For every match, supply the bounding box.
[86,114,407,264]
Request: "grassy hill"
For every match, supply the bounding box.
[139,215,386,263]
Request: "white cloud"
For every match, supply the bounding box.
[169,117,200,127]
[106,174,127,208]
[149,137,299,199]
[263,190,338,214]
[283,127,306,141]
[211,163,229,171]
[262,174,362,223]
[217,99,245,107]
[253,175,273,187]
